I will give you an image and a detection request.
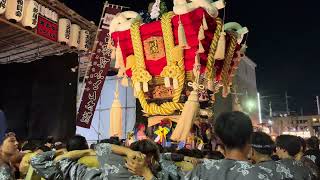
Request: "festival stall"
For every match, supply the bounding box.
[76,0,249,148]
[0,0,96,63]
[0,0,97,140]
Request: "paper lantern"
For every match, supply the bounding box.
[68,24,80,48]
[21,0,39,29]
[0,0,7,15]
[5,0,25,23]
[58,18,71,44]
[78,30,90,52]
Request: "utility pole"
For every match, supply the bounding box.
[269,101,272,118]
[316,96,320,115]
[285,92,290,116]
[269,101,273,134]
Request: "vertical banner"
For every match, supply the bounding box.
[76,3,123,128]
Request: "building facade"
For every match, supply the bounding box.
[214,56,259,125]
[271,115,320,138]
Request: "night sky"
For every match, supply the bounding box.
[65,0,320,115]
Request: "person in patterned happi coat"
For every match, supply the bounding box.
[296,137,320,180]
[275,135,312,180]
[31,139,182,180]
[189,111,271,180]
[304,136,320,168]
[251,131,296,180]
[0,132,19,180]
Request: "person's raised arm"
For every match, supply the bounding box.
[54,149,93,162]
[95,143,144,163]
[125,156,155,180]
[30,151,63,179]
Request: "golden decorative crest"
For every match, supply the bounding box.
[143,36,165,60]
[152,85,174,99]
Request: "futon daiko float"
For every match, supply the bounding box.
[109,0,249,141]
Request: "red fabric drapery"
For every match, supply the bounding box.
[111,8,218,77]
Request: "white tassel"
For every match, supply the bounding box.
[111,47,116,61]
[214,31,226,60]
[109,80,123,138]
[173,79,179,89]
[115,40,124,69]
[171,90,199,141]
[193,53,200,76]
[121,76,129,87]
[178,18,190,49]
[198,25,205,54]
[171,51,201,141]
[198,41,205,53]
[198,25,205,40]
[202,14,208,30]
[143,82,149,92]
[164,77,170,88]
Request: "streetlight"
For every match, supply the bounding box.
[246,100,255,112]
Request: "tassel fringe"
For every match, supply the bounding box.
[198,41,205,53]
[109,80,123,138]
[115,40,124,69]
[178,18,190,49]
[202,14,208,30]
[214,31,226,60]
[198,25,205,40]
[198,25,205,53]
[171,90,200,141]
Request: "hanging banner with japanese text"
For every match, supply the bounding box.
[76,3,124,128]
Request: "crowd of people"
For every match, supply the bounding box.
[1,111,320,179]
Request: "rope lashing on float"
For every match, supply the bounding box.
[221,33,237,86]
[130,20,152,93]
[221,33,238,97]
[160,12,185,103]
[130,14,184,115]
[205,18,223,81]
